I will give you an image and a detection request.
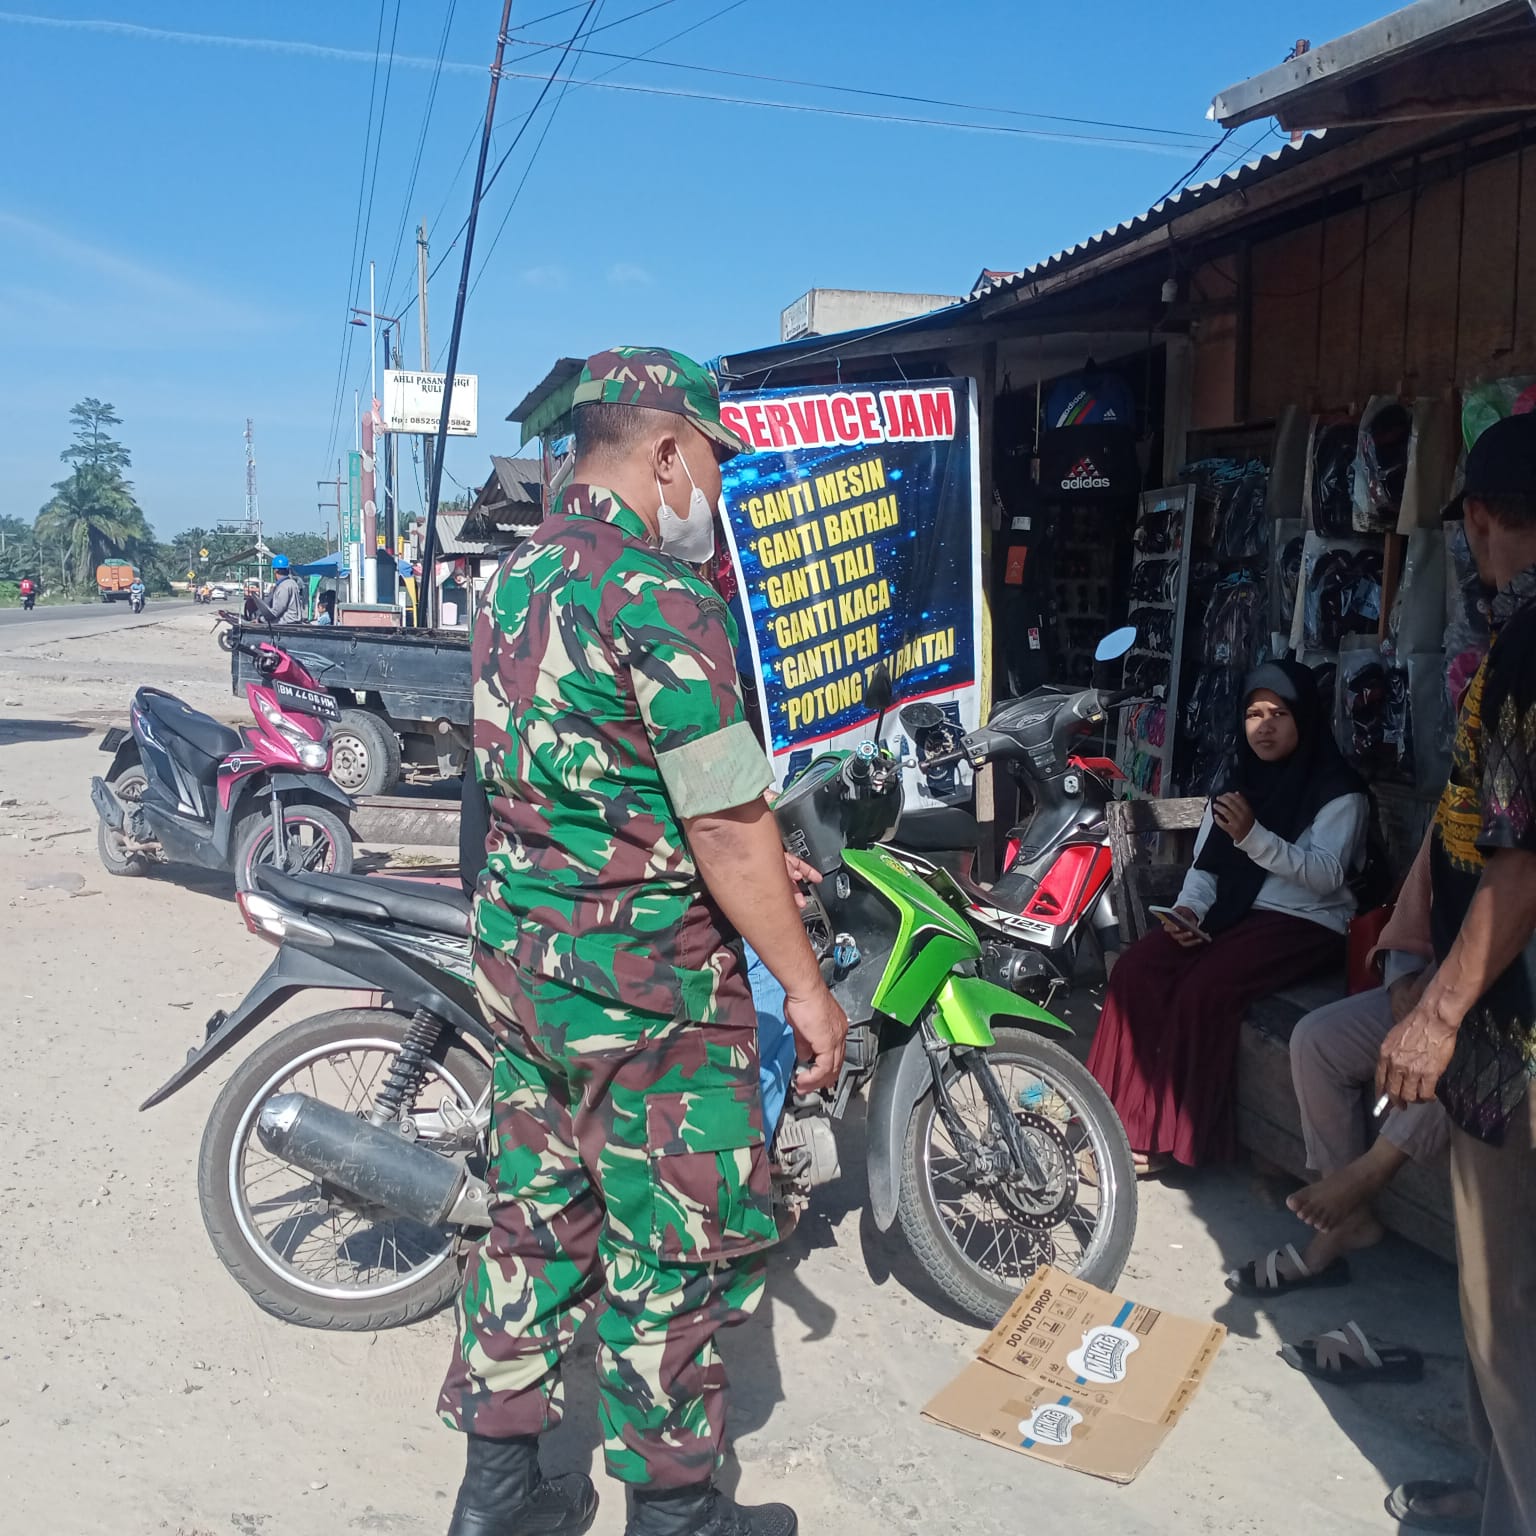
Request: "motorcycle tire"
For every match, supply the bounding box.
[96,767,150,878]
[217,628,237,653]
[897,1026,1136,1325]
[233,802,353,893]
[328,708,402,798]
[198,1007,491,1331]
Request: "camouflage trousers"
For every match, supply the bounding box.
[438,952,777,1488]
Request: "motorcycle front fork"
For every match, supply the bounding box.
[925,1030,1052,1189]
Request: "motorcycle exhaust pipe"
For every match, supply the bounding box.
[256,1093,491,1230]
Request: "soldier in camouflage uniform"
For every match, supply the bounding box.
[440,347,848,1536]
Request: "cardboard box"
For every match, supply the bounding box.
[922,1266,1225,1483]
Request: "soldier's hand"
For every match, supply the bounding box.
[786,984,848,1092]
[784,851,821,909]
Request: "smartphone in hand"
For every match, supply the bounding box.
[1148,904,1212,943]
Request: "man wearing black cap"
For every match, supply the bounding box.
[1378,411,1536,1535]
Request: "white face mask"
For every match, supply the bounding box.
[655,449,717,565]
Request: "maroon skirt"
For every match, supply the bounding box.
[1086,910,1342,1167]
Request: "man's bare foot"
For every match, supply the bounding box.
[1288,1138,1409,1231]
[1297,1205,1386,1273]
[1132,1152,1171,1177]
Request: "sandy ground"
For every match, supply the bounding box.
[0,606,1473,1535]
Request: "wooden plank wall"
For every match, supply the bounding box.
[1240,136,1536,420]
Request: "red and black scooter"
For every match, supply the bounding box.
[91,614,355,892]
[891,626,1139,1008]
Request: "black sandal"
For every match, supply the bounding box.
[1226,1242,1351,1296]
[1281,1320,1424,1384]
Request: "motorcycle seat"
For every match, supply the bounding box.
[138,688,241,761]
[255,867,472,938]
[895,805,984,852]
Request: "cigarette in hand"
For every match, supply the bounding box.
[1371,1093,1390,1119]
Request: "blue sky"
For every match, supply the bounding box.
[0,0,1388,539]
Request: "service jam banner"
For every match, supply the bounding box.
[718,378,983,804]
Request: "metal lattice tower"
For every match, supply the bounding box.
[244,418,260,531]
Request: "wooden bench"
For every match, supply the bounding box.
[1106,796,1455,1262]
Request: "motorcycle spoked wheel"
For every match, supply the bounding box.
[233,804,352,893]
[898,1026,1136,1325]
[197,1008,491,1331]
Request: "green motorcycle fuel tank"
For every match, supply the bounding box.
[774,747,1070,1050]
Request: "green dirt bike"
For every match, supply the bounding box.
[772,671,1136,1325]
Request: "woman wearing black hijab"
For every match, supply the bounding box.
[1088,660,1369,1169]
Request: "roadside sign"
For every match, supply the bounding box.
[345,451,362,543]
[382,369,478,436]
[199,547,209,559]
[186,569,196,581]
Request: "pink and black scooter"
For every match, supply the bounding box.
[91,613,355,893]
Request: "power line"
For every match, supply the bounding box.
[325,0,404,464]
[500,40,1221,145]
[465,1,603,249]
[393,0,693,322]
[381,0,459,322]
[1152,127,1239,206]
[1212,124,1284,178]
[356,0,405,303]
[485,68,1221,154]
[465,0,748,314]
[465,2,609,310]
[321,0,390,475]
[512,0,606,27]
[511,0,681,54]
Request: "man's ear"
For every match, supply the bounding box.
[652,430,684,484]
[1465,497,1493,540]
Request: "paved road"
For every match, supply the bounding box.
[0,599,178,649]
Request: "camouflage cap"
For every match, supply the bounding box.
[572,346,748,459]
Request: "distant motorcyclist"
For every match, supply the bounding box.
[19,576,36,611]
[266,556,304,625]
[128,577,147,613]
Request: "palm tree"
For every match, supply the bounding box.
[35,469,145,587]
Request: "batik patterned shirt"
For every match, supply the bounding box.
[1430,562,1536,1141]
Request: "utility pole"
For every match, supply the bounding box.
[417,0,516,628]
[316,475,341,555]
[417,221,434,504]
[382,326,397,603]
[348,290,399,608]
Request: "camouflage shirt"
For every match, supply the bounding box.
[472,483,773,1024]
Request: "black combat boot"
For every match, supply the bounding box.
[446,1433,598,1536]
[626,1484,797,1536]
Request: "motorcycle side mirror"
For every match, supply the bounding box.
[1094,626,1137,664]
[900,702,945,732]
[865,663,893,716]
[865,662,894,743]
[1092,625,1137,689]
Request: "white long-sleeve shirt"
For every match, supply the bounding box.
[1174,791,1369,935]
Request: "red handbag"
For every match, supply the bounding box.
[1347,905,1393,994]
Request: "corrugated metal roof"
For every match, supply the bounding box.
[508,357,584,446]
[489,455,542,508]
[436,500,535,556]
[967,132,1334,302]
[718,134,1335,381]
